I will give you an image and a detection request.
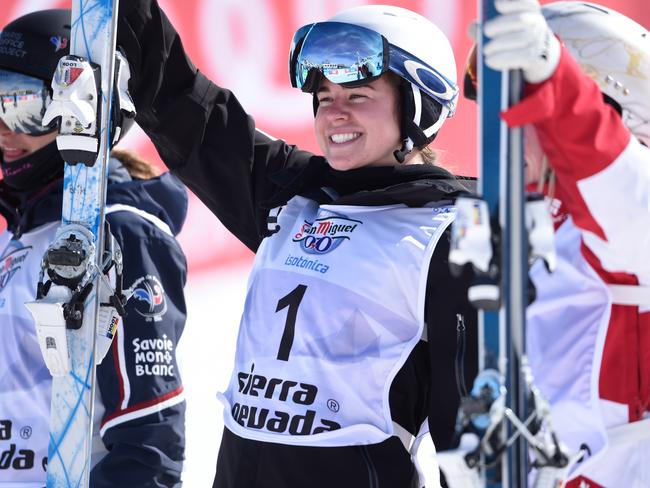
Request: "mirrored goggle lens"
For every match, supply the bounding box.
[290,22,388,91]
[0,69,53,136]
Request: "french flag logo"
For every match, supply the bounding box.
[50,36,68,52]
[129,275,168,321]
[152,284,163,305]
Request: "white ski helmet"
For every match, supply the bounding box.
[543,2,650,146]
[291,5,459,158]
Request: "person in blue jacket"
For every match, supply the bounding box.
[0,9,188,488]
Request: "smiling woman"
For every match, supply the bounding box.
[117,2,478,487]
[314,76,403,171]
[0,117,59,190]
[0,69,58,187]
[0,119,56,160]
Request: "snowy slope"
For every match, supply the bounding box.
[178,266,250,486]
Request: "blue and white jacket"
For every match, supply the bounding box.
[0,158,188,488]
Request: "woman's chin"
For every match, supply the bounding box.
[326,152,376,171]
[328,163,352,172]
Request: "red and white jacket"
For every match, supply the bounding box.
[503,46,650,487]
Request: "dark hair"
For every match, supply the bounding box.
[110,149,161,179]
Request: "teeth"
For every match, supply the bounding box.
[330,133,360,144]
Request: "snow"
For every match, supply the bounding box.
[177,265,250,486]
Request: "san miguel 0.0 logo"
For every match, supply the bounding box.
[292,215,362,255]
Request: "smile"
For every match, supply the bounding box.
[330,133,361,144]
[1,147,25,159]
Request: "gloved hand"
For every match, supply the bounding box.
[483,0,561,83]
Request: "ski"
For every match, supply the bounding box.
[469,1,528,482]
[448,1,579,486]
[474,0,529,484]
[24,1,121,486]
[448,0,528,486]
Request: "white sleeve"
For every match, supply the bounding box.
[578,137,650,284]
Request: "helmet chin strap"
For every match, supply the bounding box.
[393,137,414,164]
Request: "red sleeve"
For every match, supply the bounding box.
[502,45,631,240]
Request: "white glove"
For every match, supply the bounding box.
[483,0,561,83]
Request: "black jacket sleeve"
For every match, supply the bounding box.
[90,209,187,488]
[118,0,318,251]
[425,230,479,451]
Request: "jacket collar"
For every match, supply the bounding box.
[0,158,188,239]
[265,160,475,208]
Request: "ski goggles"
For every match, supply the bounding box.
[289,21,458,114]
[0,69,54,136]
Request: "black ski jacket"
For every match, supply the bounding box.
[118,1,477,486]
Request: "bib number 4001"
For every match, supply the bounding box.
[275,284,307,361]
